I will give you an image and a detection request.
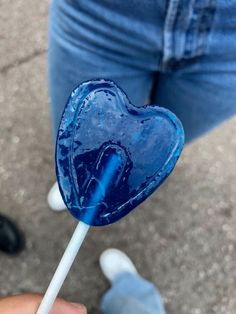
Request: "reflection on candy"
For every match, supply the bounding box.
[56,79,185,226]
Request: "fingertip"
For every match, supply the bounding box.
[70,302,87,313]
[0,294,87,314]
[51,298,87,314]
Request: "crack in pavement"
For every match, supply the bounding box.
[0,49,47,74]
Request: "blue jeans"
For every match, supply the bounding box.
[49,0,236,143]
[100,273,165,314]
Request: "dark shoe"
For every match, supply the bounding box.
[0,214,25,255]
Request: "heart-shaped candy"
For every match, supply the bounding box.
[56,79,184,226]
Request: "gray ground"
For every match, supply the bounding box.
[0,1,236,314]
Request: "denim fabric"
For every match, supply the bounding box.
[48,0,236,142]
[100,273,165,314]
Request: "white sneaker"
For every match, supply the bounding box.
[99,248,138,283]
[47,182,67,211]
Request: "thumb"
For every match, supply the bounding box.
[0,294,87,314]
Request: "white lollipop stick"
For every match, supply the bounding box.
[36,152,121,314]
[36,221,90,314]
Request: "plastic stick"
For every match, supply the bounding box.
[36,152,121,314]
[36,221,90,314]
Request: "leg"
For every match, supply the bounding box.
[101,273,165,314]
[154,0,236,143]
[47,0,155,211]
[48,0,156,142]
[99,249,165,314]
[154,72,236,143]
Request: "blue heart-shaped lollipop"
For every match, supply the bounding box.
[56,79,184,226]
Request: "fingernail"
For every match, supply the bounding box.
[70,302,87,313]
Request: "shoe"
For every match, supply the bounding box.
[0,214,25,255]
[99,248,137,283]
[47,182,67,211]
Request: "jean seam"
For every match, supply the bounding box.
[161,0,216,72]
[184,0,216,58]
[161,0,181,70]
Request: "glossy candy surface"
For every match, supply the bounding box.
[56,79,184,226]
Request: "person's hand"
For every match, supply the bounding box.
[0,294,87,314]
